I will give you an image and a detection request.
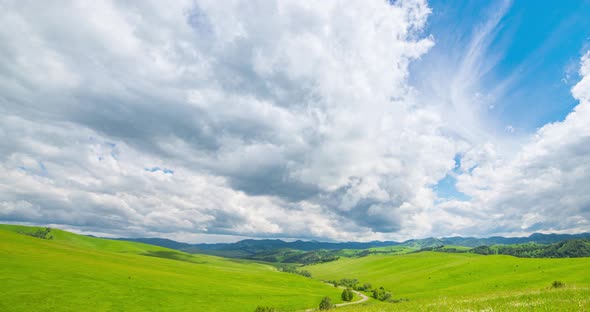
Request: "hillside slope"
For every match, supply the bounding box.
[0,225,342,312]
[306,252,590,310]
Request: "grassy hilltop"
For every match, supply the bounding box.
[0,224,342,312]
[306,251,590,311]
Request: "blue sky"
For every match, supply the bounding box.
[414,0,590,128]
[1,0,589,242]
[483,0,590,129]
[426,0,590,201]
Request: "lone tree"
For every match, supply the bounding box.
[341,288,354,301]
[319,296,333,310]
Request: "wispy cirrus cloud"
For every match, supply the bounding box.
[435,52,590,237]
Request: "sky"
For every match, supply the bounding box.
[1,0,589,243]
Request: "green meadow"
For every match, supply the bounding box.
[0,224,342,312]
[2,224,590,311]
[306,251,590,311]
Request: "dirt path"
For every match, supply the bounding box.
[303,284,370,311]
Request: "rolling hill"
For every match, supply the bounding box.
[3,224,590,311]
[305,251,590,311]
[118,232,590,253]
[0,224,343,312]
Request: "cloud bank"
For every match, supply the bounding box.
[0,0,588,241]
[448,52,590,236]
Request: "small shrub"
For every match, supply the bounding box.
[23,227,53,240]
[356,283,372,291]
[277,265,311,278]
[254,306,276,312]
[372,286,393,301]
[298,270,312,278]
[382,291,392,301]
[319,297,333,310]
[254,306,277,312]
[551,280,565,288]
[338,278,358,288]
[389,298,410,303]
[341,288,354,301]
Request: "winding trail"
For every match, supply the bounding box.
[303,284,370,311]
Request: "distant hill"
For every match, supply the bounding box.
[113,237,194,250]
[115,237,401,263]
[437,233,590,247]
[118,232,590,251]
[400,232,590,249]
[0,224,343,311]
[117,237,401,252]
[468,238,590,258]
[195,238,402,251]
[114,232,590,263]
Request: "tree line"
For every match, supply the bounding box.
[469,239,590,258]
[415,239,590,258]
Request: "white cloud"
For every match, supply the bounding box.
[443,51,590,236]
[0,0,463,241]
[0,0,588,242]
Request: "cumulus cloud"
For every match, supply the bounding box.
[0,0,588,242]
[0,0,463,241]
[439,52,590,236]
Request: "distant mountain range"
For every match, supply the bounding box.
[400,232,590,249]
[115,232,590,257]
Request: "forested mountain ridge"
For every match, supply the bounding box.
[467,238,590,258]
[114,232,590,263]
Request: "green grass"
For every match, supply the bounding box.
[435,245,471,251]
[334,287,590,311]
[306,251,590,311]
[366,245,417,254]
[322,245,416,259]
[0,224,343,312]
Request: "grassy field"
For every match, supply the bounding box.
[435,245,472,251]
[366,245,417,254]
[306,251,590,311]
[4,224,588,311]
[0,224,342,312]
